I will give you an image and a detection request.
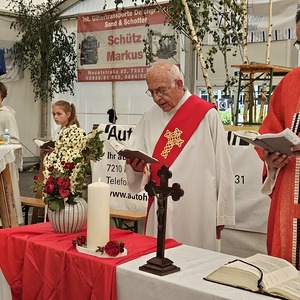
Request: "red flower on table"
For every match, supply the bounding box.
[105,241,122,257]
[73,237,125,257]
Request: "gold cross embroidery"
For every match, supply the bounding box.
[160,128,184,159]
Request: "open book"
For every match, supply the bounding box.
[233,128,300,156]
[33,139,55,150]
[108,140,159,164]
[205,253,300,299]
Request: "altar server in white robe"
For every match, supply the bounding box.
[125,62,235,251]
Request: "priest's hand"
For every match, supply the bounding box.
[216,225,225,239]
[291,144,300,155]
[126,158,147,172]
[262,150,289,169]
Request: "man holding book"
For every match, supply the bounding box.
[256,11,300,270]
[125,62,235,251]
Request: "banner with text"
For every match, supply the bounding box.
[0,40,24,82]
[77,5,179,82]
[91,124,148,212]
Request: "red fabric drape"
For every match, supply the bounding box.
[0,223,181,300]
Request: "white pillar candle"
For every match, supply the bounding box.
[87,180,110,250]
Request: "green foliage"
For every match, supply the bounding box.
[112,0,244,94]
[219,109,232,125]
[7,0,77,102]
[82,130,105,175]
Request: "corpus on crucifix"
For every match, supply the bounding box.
[139,165,184,276]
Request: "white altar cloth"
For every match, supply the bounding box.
[117,245,272,300]
[0,144,22,173]
[0,269,11,300]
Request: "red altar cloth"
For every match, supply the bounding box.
[0,223,180,300]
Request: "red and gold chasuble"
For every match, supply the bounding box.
[257,68,300,270]
[146,95,215,216]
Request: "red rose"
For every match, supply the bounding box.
[48,166,54,172]
[64,162,73,170]
[119,242,125,253]
[104,241,120,257]
[73,236,86,247]
[57,177,70,188]
[44,182,55,194]
[46,176,54,184]
[59,188,70,198]
[33,175,39,180]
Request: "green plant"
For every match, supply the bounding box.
[219,109,232,125]
[7,0,77,136]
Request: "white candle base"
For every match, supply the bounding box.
[76,244,127,259]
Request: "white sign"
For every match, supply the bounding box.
[91,124,147,212]
[227,131,270,233]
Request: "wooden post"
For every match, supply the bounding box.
[0,165,19,228]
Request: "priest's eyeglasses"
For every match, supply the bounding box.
[145,79,177,97]
[294,40,300,50]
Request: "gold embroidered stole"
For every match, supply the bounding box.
[147,95,215,213]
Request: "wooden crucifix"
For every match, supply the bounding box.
[139,165,184,276]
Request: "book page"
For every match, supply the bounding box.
[257,128,300,145]
[205,254,299,293]
[234,128,300,155]
[33,138,55,149]
[268,277,300,300]
[205,260,261,291]
[233,130,259,141]
[34,139,47,147]
[246,254,299,291]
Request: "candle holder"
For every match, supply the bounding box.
[76,244,127,259]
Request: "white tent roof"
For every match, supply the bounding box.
[60,0,166,18]
[0,0,159,18]
[0,0,89,17]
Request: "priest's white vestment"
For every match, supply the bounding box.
[126,91,235,251]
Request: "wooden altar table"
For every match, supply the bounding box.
[0,145,22,228]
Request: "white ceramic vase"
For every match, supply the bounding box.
[48,197,88,233]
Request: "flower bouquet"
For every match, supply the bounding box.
[33,125,104,212]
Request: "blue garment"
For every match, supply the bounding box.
[0,49,6,75]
